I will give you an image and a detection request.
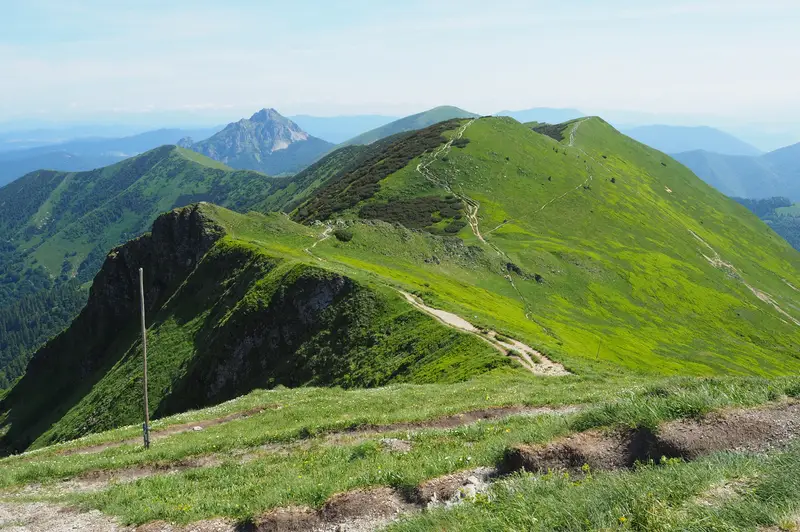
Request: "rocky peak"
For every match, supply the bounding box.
[183,108,333,174]
[250,108,284,123]
[24,204,226,379]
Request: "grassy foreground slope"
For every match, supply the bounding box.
[0,370,799,529]
[295,116,800,375]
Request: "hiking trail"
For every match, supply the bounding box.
[303,223,333,261]
[398,290,569,376]
[690,230,800,326]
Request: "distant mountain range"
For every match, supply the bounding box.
[622,125,762,157]
[340,106,478,146]
[185,109,334,175]
[496,107,585,124]
[673,143,800,201]
[0,127,219,187]
[289,114,398,144]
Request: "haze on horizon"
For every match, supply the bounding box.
[2,0,799,129]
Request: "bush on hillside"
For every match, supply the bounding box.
[334,228,353,242]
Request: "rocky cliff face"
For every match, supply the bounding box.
[188,108,333,175]
[0,204,504,453]
[0,204,226,453]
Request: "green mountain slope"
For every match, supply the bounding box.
[293,116,800,376]
[0,146,278,386]
[4,115,800,454]
[340,106,478,146]
[0,204,507,453]
[674,143,800,201]
[189,109,334,175]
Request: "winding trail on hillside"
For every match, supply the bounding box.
[416,119,486,244]
[531,118,595,219]
[689,231,800,326]
[303,223,332,261]
[416,119,556,326]
[398,290,569,376]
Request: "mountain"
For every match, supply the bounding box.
[289,114,399,143]
[0,147,282,388]
[0,152,123,188]
[674,142,800,201]
[188,109,334,175]
[622,125,762,156]
[340,106,478,146]
[496,107,584,124]
[5,115,799,453]
[0,124,152,152]
[0,127,220,187]
[0,203,507,452]
[292,116,800,376]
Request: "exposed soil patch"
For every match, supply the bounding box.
[414,467,495,506]
[136,518,244,531]
[503,427,659,474]
[658,401,800,459]
[504,401,800,474]
[255,488,415,532]
[0,501,127,532]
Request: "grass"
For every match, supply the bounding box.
[390,446,800,531]
[0,374,797,527]
[298,116,800,377]
[3,225,512,451]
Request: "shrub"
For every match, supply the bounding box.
[334,228,353,242]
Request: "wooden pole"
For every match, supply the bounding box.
[139,268,150,449]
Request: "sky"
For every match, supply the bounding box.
[1,0,800,128]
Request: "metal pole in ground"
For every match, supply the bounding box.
[139,267,151,449]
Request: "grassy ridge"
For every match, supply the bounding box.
[1,206,509,451]
[296,116,800,375]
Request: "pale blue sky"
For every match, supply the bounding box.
[1,0,799,124]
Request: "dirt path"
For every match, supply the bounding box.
[51,406,274,458]
[399,290,569,376]
[568,118,588,147]
[690,231,800,326]
[0,501,242,531]
[531,118,594,219]
[0,501,128,532]
[505,400,800,474]
[7,405,580,499]
[10,401,799,531]
[416,119,486,244]
[303,224,333,261]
